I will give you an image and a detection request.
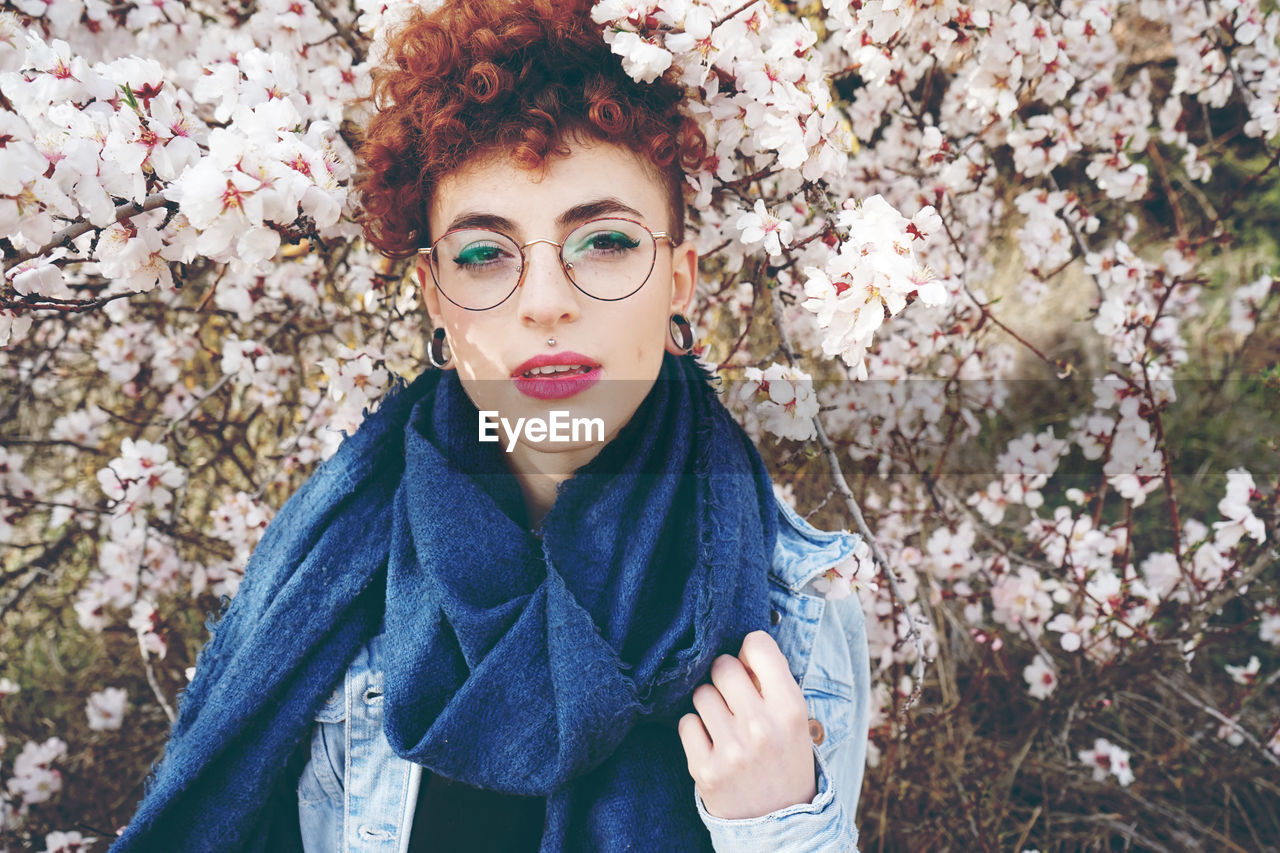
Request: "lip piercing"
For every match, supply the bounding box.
[547,337,556,347]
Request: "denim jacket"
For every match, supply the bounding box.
[296,499,871,852]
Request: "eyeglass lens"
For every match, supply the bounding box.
[429,218,657,310]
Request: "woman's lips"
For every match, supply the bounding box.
[512,367,602,399]
[511,351,602,400]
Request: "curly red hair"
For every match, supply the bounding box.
[356,0,707,259]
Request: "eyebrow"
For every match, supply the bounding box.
[441,197,648,236]
[556,198,646,228]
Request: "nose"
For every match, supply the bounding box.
[516,240,581,330]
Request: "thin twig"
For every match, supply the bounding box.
[0,532,76,620]
[766,286,930,711]
[712,0,761,28]
[1186,544,1279,637]
[141,643,177,725]
[160,307,301,438]
[311,0,366,63]
[1152,671,1280,768]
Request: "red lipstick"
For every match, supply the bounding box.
[511,351,602,400]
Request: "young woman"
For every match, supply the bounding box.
[112,1,870,851]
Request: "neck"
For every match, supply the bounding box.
[503,442,602,529]
[493,378,657,527]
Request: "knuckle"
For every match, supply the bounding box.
[743,629,777,651]
[775,683,807,714]
[717,740,746,768]
[710,653,737,677]
[743,717,771,749]
[678,718,709,768]
[697,763,726,790]
[691,683,719,707]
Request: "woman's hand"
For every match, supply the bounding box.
[677,630,818,820]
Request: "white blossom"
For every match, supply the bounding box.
[1224,656,1259,686]
[1214,467,1266,547]
[1023,654,1058,699]
[741,362,819,442]
[40,831,96,853]
[5,738,67,805]
[1260,609,1280,646]
[85,686,128,731]
[1079,737,1134,786]
[735,199,794,257]
[96,437,187,517]
[607,31,673,83]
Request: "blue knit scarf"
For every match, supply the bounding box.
[111,353,777,852]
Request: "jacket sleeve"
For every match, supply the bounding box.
[692,743,859,852]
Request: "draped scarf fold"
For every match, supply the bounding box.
[111,353,778,853]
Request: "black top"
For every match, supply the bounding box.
[408,770,545,853]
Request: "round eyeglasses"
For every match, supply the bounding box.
[417,217,675,311]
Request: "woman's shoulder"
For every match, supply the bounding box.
[768,497,862,593]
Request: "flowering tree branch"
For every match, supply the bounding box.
[767,285,930,711]
[2,193,176,276]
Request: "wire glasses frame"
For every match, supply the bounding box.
[417,217,675,312]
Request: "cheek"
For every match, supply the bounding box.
[443,313,503,379]
[628,304,670,374]
[644,288,674,350]
[638,318,664,358]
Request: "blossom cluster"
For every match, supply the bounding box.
[736,362,820,442]
[4,737,66,811]
[1079,737,1136,786]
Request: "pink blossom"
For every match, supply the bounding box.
[990,567,1057,638]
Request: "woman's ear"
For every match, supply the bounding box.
[664,238,698,356]
[418,259,445,328]
[668,238,698,319]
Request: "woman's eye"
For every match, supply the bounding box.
[579,231,640,253]
[453,243,506,267]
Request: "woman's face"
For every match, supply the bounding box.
[418,139,697,471]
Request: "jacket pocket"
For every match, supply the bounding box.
[802,683,853,766]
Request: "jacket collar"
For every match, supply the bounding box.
[769,498,862,592]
